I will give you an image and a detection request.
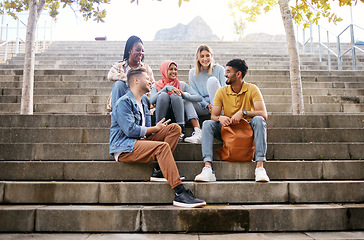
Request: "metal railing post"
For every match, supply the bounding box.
[310,22,313,54]
[337,36,342,70]
[50,20,53,43]
[0,8,4,40]
[35,25,39,53]
[327,30,331,71]
[43,20,46,50]
[3,23,8,61]
[302,28,306,54]
[318,25,322,62]
[15,19,20,54]
[296,25,299,52]
[350,24,357,70]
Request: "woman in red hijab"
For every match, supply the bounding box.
[150,61,202,142]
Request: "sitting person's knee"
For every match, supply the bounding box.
[250,116,266,127]
[207,76,219,85]
[202,120,215,130]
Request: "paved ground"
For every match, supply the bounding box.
[0,232,364,240]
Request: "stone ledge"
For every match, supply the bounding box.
[1,204,362,232]
[0,161,363,181]
[2,181,363,204]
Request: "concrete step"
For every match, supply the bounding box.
[266,103,364,113]
[1,87,111,95]
[2,86,358,97]
[0,69,362,77]
[1,180,363,204]
[265,95,364,104]
[0,161,362,181]
[1,79,364,93]
[0,64,335,71]
[0,81,111,88]
[3,80,364,89]
[1,95,363,105]
[0,114,363,128]
[1,74,363,83]
[0,95,109,104]
[4,59,329,67]
[0,127,362,143]
[2,232,364,239]
[0,204,362,232]
[0,142,362,160]
[2,80,364,95]
[8,55,323,62]
[261,88,364,95]
[0,103,108,114]
[2,102,363,114]
[0,75,108,82]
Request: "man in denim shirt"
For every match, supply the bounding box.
[109,67,206,208]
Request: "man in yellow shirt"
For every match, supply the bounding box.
[194,59,270,182]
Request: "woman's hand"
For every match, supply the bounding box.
[171,87,182,96]
[206,104,213,113]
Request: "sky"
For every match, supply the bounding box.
[2,0,364,43]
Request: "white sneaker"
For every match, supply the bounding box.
[184,129,202,144]
[194,166,216,182]
[255,167,270,182]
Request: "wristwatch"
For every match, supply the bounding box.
[242,109,248,116]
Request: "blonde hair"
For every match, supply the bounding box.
[194,44,214,75]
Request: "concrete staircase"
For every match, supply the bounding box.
[0,41,363,233]
[0,41,363,114]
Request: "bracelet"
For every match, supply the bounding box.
[217,115,220,122]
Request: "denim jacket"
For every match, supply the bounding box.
[109,90,151,155]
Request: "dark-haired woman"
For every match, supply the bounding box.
[107,35,155,110]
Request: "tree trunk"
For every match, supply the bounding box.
[20,0,45,114]
[278,0,305,115]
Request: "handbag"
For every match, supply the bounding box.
[216,119,255,162]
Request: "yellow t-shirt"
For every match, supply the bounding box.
[213,82,263,121]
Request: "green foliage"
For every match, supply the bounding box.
[0,0,110,22]
[228,0,364,28]
[131,0,189,7]
[233,16,246,40]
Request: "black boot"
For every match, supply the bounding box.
[179,124,186,142]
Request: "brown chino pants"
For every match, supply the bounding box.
[117,123,182,189]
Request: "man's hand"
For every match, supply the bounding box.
[219,115,232,126]
[155,118,171,131]
[231,111,243,125]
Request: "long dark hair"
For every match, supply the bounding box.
[123,35,144,62]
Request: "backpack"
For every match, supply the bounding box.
[216,119,255,162]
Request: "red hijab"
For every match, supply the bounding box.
[155,61,180,95]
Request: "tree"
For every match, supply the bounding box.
[0,0,109,114]
[228,0,364,115]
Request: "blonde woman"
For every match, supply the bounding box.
[185,45,226,144]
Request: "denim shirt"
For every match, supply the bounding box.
[109,90,151,155]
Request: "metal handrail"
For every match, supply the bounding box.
[0,23,8,61]
[297,22,364,70]
[318,25,339,71]
[0,13,54,61]
[297,22,314,54]
[337,24,364,70]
